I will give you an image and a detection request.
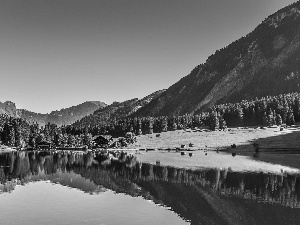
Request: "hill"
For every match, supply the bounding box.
[17,101,107,127]
[73,90,165,127]
[134,1,300,117]
[0,101,19,117]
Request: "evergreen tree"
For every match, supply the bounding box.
[293,98,300,121]
[54,134,64,147]
[275,114,282,126]
[208,112,219,131]
[8,127,15,147]
[29,135,37,148]
[147,117,154,134]
[36,133,46,144]
[262,112,268,126]
[14,125,23,148]
[67,134,76,146]
[281,104,289,124]
[83,133,93,148]
[137,118,142,135]
[161,117,168,132]
[219,117,227,130]
[286,109,295,125]
[267,110,275,126]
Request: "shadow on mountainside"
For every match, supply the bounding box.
[226,126,300,169]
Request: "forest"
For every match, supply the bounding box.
[0,92,299,149]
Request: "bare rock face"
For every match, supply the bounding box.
[0,101,18,117]
[133,1,300,117]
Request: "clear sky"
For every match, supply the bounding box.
[0,0,297,113]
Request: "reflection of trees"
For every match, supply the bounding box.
[1,151,300,224]
[1,152,300,208]
[219,172,300,208]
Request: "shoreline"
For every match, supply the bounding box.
[1,125,300,171]
[129,125,300,170]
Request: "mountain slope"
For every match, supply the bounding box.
[134,1,300,117]
[73,90,165,127]
[18,101,107,127]
[0,101,19,117]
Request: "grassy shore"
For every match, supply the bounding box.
[129,125,300,171]
[1,125,299,172]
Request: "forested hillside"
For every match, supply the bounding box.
[68,92,300,138]
[73,90,165,127]
[134,1,300,117]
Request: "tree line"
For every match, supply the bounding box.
[74,92,300,135]
[1,92,300,149]
[213,92,300,127]
[0,114,93,149]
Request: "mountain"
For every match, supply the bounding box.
[17,101,107,127]
[134,1,300,117]
[0,101,18,117]
[73,90,165,127]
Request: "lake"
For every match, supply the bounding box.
[1,151,300,225]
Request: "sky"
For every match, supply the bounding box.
[0,0,297,113]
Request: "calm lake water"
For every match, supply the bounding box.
[1,151,300,225]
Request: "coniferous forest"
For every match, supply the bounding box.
[0,92,300,149]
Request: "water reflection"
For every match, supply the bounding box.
[1,151,300,225]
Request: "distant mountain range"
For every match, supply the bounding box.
[18,101,107,127]
[0,89,164,127]
[2,2,300,126]
[0,100,106,127]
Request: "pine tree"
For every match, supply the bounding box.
[8,126,15,147]
[281,104,289,124]
[262,112,268,126]
[14,125,23,148]
[286,109,295,125]
[146,117,154,134]
[161,117,168,132]
[293,98,300,121]
[275,114,282,126]
[267,110,275,126]
[67,134,76,146]
[29,135,36,148]
[54,134,63,147]
[82,133,92,147]
[219,117,227,130]
[208,112,219,131]
[137,118,142,135]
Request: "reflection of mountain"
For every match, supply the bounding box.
[1,151,300,225]
[28,171,106,194]
[0,152,104,194]
[0,167,104,195]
